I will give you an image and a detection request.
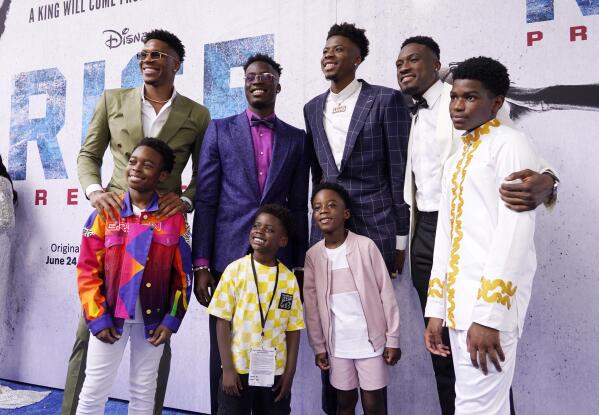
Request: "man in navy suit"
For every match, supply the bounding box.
[192,53,309,415]
[304,22,411,414]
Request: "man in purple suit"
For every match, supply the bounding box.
[192,53,309,415]
[303,22,411,414]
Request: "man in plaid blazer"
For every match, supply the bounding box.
[305,23,411,273]
[304,22,410,415]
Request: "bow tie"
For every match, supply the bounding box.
[409,97,429,115]
[250,116,274,129]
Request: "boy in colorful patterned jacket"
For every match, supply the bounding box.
[424,57,542,415]
[75,137,192,414]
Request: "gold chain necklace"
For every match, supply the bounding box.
[144,95,169,104]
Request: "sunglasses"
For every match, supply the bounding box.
[136,50,179,62]
[244,73,277,84]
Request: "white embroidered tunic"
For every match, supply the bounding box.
[424,120,541,336]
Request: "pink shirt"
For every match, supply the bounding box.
[245,109,275,194]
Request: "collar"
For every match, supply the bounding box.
[461,118,501,145]
[141,86,177,105]
[414,79,443,108]
[328,78,361,101]
[245,108,276,122]
[121,192,160,218]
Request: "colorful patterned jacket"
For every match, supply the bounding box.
[77,192,192,338]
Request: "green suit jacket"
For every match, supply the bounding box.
[77,87,210,200]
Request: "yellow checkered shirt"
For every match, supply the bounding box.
[208,255,304,375]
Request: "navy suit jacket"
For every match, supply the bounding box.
[192,112,309,273]
[304,80,411,270]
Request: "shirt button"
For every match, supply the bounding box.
[146,282,152,288]
[260,152,264,155]
[149,329,154,335]
[143,214,148,220]
[259,172,263,175]
[259,133,263,137]
[146,309,152,315]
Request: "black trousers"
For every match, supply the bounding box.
[217,374,291,415]
[411,210,515,415]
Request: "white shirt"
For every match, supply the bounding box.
[424,120,541,336]
[411,79,444,212]
[85,87,177,198]
[323,78,362,170]
[326,241,382,359]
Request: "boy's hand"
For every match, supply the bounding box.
[96,327,120,344]
[90,190,122,222]
[222,368,243,397]
[157,192,186,218]
[194,269,215,307]
[394,249,406,275]
[148,325,173,347]
[383,347,401,365]
[424,318,450,357]
[467,322,504,375]
[499,169,554,211]
[273,371,294,402]
[315,353,330,370]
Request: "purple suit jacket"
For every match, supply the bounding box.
[192,112,309,273]
[304,80,411,270]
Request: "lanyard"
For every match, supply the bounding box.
[250,253,279,337]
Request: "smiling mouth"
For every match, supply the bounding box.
[251,88,267,97]
[252,236,266,245]
[319,217,333,224]
[323,62,337,71]
[400,74,416,83]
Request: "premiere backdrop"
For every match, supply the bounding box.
[0,1,597,413]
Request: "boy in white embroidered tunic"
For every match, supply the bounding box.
[424,57,542,415]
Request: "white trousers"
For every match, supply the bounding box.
[76,322,164,415]
[450,328,518,415]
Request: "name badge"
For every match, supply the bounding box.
[248,347,276,387]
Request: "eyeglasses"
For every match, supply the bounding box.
[244,73,277,84]
[136,50,179,62]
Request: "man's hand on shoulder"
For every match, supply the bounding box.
[157,192,188,217]
[499,169,555,212]
[90,190,123,221]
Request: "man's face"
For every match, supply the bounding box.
[249,213,288,255]
[244,61,280,111]
[321,35,361,82]
[396,43,440,97]
[125,145,168,192]
[138,39,180,87]
[449,79,504,131]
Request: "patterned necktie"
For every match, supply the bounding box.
[250,116,274,129]
[409,97,429,115]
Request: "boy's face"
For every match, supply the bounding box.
[449,79,504,131]
[311,189,350,234]
[125,145,168,192]
[249,213,288,255]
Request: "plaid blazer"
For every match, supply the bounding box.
[304,80,411,270]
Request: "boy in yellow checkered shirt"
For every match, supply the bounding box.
[208,204,304,415]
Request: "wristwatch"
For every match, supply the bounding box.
[192,265,211,273]
[182,198,193,213]
[544,171,559,206]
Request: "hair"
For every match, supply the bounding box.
[255,204,295,237]
[132,138,175,173]
[0,155,17,205]
[401,35,441,60]
[311,182,351,210]
[452,56,510,97]
[243,53,283,76]
[143,29,185,62]
[327,22,370,61]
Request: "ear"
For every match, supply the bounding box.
[276,84,281,94]
[354,55,363,67]
[343,208,351,220]
[158,170,169,183]
[491,95,505,117]
[279,234,289,248]
[434,60,441,72]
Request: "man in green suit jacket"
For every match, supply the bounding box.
[63,29,210,415]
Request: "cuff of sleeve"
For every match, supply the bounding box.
[87,314,114,336]
[161,314,182,333]
[194,258,210,267]
[385,335,400,349]
[424,300,445,320]
[85,184,104,199]
[311,342,327,355]
[395,235,408,251]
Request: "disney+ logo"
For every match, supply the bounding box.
[103,28,147,49]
